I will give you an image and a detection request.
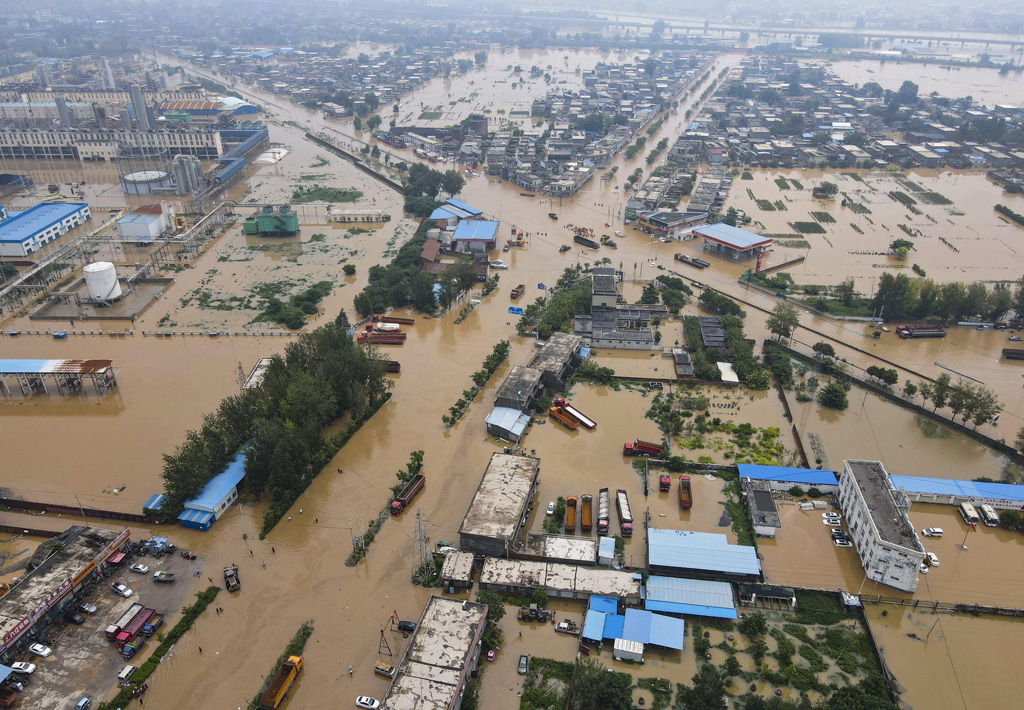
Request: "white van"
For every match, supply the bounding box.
[117,665,138,685]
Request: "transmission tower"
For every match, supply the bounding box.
[410,507,430,582]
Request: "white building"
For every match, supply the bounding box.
[837,460,924,593]
[116,203,170,241]
[0,128,223,161]
[0,202,91,257]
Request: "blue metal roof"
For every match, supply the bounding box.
[589,595,618,614]
[143,494,165,511]
[582,610,606,641]
[0,665,12,684]
[644,576,737,619]
[693,223,772,250]
[429,206,458,220]
[891,475,1024,504]
[177,508,214,525]
[0,202,88,244]
[623,608,685,650]
[598,536,615,558]
[452,220,498,242]
[183,450,246,513]
[648,528,761,577]
[444,198,482,216]
[484,406,530,438]
[737,464,838,486]
[603,614,624,639]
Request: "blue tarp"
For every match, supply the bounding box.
[890,475,1024,503]
[737,464,838,487]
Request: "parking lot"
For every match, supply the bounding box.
[10,547,201,709]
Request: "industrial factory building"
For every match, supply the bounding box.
[381,596,488,710]
[0,526,130,665]
[0,202,91,257]
[458,453,540,557]
[116,203,170,241]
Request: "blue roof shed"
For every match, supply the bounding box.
[444,198,482,216]
[178,449,246,530]
[737,464,838,487]
[644,576,737,619]
[890,475,1024,504]
[452,220,498,243]
[647,529,761,579]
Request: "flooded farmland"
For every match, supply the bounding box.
[4,46,1024,710]
[826,60,1024,108]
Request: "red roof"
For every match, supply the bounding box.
[420,238,441,262]
[158,101,221,111]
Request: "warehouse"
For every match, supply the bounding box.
[519,533,598,565]
[177,449,246,531]
[458,453,540,557]
[647,529,761,583]
[737,464,839,493]
[742,478,782,538]
[0,526,129,664]
[381,596,487,710]
[440,551,475,591]
[478,558,642,602]
[644,576,737,619]
[582,597,686,654]
[0,202,91,257]
[116,203,170,241]
[837,460,924,593]
[890,475,1024,510]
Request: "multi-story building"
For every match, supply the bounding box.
[837,459,925,593]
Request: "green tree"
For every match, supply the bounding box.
[738,612,768,638]
[366,114,382,131]
[745,369,771,390]
[674,664,726,710]
[440,169,466,198]
[930,373,952,411]
[474,50,487,64]
[343,264,356,276]
[818,381,849,410]
[817,181,839,197]
[767,302,800,340]
[902,380,918,398]
[640,283,660,304]
[812,341,836,359]
[570,659,633,710]
[474,590,506,623]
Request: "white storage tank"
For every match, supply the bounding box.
[83,261,122,301]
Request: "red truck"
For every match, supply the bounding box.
[623,439,664,456]
[659,474,671,492]
[679,475,692,509]
[375,315,416,325]
[106,602,144,641]
[510,284,526,300]
[391,474,425,515]
[116,608,154,648]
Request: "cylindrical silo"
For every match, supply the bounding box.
[83,262,122,301]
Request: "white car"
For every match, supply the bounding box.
[489,260,508,270]
[926,552,940,567]
[922,528,943,538]
[10,662,35,674]
[546,501,555,515]
[111,582,133,598]
[355,698,381,709]
[129,563,149,574]
[28,643,52,657]
[920,562,929,574]
[822,519,842,527]
[822,512,841,519]
[833,539,853,548]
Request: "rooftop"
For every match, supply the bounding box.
[479,558,641,599]
[494,366,543,402]
[459,454,540,542]
[521,533,597,564]
[743,479,781,530]
[528,332,582,373]
[845,460,922,552]
[644,576,737,619]
[452,220,498,242]
[484,406,531,439]
[738,464,839,487]
[440,551,474,584]
[693,223,772,251]
[890,475,1024,504]
[0,202,88,244]
[647,528,761,577]
[0,359,113,375]
[444,197,482,216]
[0,527,124,651]
[592,272,617,296]
[384,596,487,710]
[182,449,246,513]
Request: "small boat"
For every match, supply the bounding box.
[520,192,536,197]
[52,331,68,339]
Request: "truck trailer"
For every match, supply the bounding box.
[258,655,303,710]
[106,602,144,640]
[623,439,663,456]
[391,474,425,515]
[564,496,578,532]
[581,494,593,532]
[597,488,610,535]
[616,489,633,537]
[678,475,692,509]
[553,397,596,429]
[549,406,580,430]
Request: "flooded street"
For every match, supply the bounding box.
[4,46,1024,709]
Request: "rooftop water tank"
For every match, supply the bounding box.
[83,261,122,301]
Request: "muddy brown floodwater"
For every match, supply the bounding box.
[4,49,1024,709]
[825,60,1024,108]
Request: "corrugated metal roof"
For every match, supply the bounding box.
[143,494,165,511]
[645,576,736,611]
[452,220,498,242]
[694,223,772,250]
[177,508,214,525]
[647,529,761,576]
[0,202,88,243]
[737,464,839,487]
[0,359,112,374]
[444,198,482,215]
[183,450,245,512]
[890,475,1024,503]
[589,595,618,614]
[622,608,685,649]
[582,609,606,641]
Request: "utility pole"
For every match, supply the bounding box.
[411,507,429,582]
[74,494,87,520]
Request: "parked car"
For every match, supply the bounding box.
[10,662,35,674]
[822,519,841,527]
[129,563,149,574]
[927,552,940,567]
[437,546,457,555]
[830,529,848,539]
[77,602,98,615]
[28,643,51,657]
[834,539,853,548]
[76,699,92,710]
[546,501,555,515]
[922,528,943,538]
[518,654,530,675]
[486,650,495,662]
[64,611,85,625]
[489,260,508,270]
[397,620,416,633]
[822,512,841,519]
[111,582,133,598]
[355,697,381,709]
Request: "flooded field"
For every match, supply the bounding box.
[864,604,1024,710]
[826,60,1024,108]
[4,50,1024,709]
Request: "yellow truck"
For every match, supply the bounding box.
[258,656,302,710]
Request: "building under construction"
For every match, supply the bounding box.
[0,358,119,396]
[242,205,299,237]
